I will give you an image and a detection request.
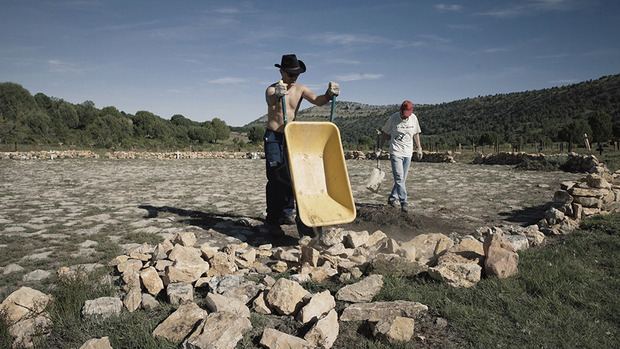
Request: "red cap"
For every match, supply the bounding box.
[400,100,413,117]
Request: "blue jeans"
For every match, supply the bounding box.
[264,129,294,224]
[388,155,412,206]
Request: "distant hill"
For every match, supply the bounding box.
[246,74,620,147]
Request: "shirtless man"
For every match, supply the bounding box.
[263,54,340,230]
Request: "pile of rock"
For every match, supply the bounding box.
[103,151,258,160]
[0,287,53,348]
[363,151,455,163]
[472,151,601,173]
[1,150,99,160]
[540,166,620,235]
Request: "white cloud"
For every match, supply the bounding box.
[479,0,582,18]
[435,4,462,11]
[208,77,247,84]
[47,59,83,73]
[335,73,383,82]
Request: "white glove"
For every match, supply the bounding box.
[416,148,423,161]
[375,149,381,158]
[326,81,340,98]
[274,80,288,98]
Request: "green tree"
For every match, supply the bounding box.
[247,125,264,144]
[211,118,230,143]
[588,111,612,143]
[478,131,500,146]
[171,114,195,127]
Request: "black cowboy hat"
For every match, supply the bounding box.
[275,54,306,74]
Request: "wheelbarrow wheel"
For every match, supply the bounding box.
[295,216,322,238]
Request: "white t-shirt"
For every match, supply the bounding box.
[381,111,421,157]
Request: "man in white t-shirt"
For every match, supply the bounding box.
[377,100,422,212]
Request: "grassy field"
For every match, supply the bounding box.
[2,212,618,348]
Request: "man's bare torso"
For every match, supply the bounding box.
[266,83,308,133]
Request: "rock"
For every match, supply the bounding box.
[184,311,252,349]
[141,293,159,310]
[447,238,484,261]
[166,282,194,305]
[428,253,482,288]
[371,316,415,342]
[140,267,164,295]
[264,278,309,316]
[206,251,237,276]
[553,190,573,204]
[152,302,208,342]
[505,235,529,251]
[521,225,545,246]
[368,253,428,276]
[344,230,369,249]
[340,301,428,322]
[80,337,112,349]
[117,259,143,273]
[252,291,271,314]
[298,290,336,324]
[0,286,52,325]
[300,245,320,267]
[400,233,453,265]
[123,287,142,312]
[204,293,250,318]
[483,234,519,278]
[82,297,122,319]
[320,227,347,247]
[335,274,383,303]
[260,328,313,349]
[304,309,339,348]
[172,232,197,247]
[9,313,52,348]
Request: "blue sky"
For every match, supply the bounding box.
[2,0,619,126]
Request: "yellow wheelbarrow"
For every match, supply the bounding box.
[282,93,356,230]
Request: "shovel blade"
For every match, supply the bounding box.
[366,167,385,193]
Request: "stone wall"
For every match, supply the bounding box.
[473,151,601,173]
[1,150,100,160]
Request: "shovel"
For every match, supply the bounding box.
[366,132,385,193]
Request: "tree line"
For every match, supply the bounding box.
[0,82,230,151]
[3,74,619,152]
[242,74,620,151]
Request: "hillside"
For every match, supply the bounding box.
[246,74,620,147]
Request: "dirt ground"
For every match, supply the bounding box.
[0,158,584,347]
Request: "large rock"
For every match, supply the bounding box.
[400,233,454,265]
[304,309,339,349]
[483,234,519,278]
[80,337,112,349]
[260,328,313,349]
[335,274,383,303]
[9,313,52,348]
[297,290,335,324]
[0,286,52,324]
[264,278,309,316]
[370,316,415,342]
[428,253,482,288]
[140,267,164,295]
[184,311,252,349]
[204,293,250,318]
[82,297,122,319]
[340,301,428,321]
[152,302,208,342]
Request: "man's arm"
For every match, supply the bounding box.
[301,88,331,106]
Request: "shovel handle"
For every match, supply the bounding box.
[281,96,287,125]
[330,96,336,123]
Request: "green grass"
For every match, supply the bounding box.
[372,213,620,348]
[2,214,619,348]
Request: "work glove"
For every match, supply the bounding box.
[326,81,340,99]
[416,147,423,161]
[274,80,288,98]
[375,149,382,158]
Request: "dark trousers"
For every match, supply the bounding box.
[264,129,294,224]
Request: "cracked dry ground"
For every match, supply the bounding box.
[0,158,582,346]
